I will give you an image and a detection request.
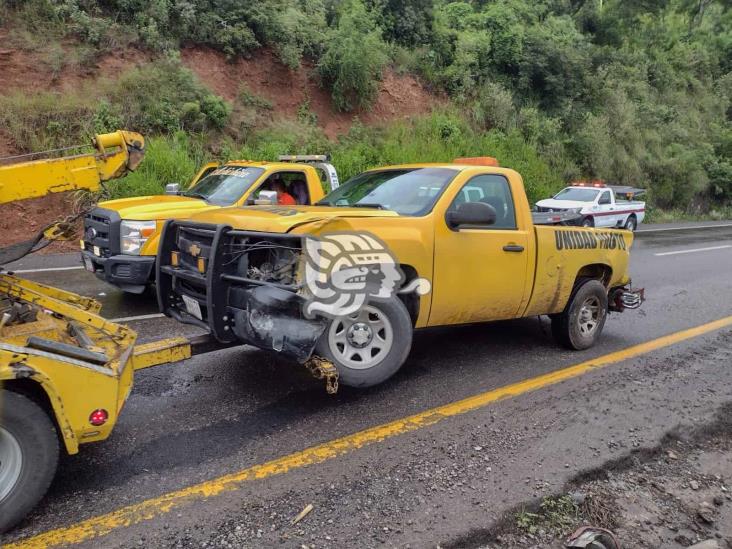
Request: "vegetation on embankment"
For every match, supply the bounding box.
[113,113,563,206]
[0,0,730,215]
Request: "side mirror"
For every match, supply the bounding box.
[446,202,497,230]
[254,190,278,205]
[165,183,181,195]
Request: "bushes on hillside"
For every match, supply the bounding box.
[318,0,389,111]
[109,112,564,203]
[0,59,230,151]
[52,0,327,66]
[2,0,731,211]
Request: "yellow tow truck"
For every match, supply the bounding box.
[81,156,339,293]
[0,133,340,533]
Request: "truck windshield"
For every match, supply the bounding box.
[553,187,601,202]
[318,168,458,216]
[184,166,265,206]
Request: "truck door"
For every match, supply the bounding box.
[429,174,529,326]
[596,190,614,227]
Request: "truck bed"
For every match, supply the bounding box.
[614,199,645,208]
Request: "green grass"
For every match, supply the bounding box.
[0,59,231,153]
[515,495,579,536]
[109,111,565,203]
[644,206,732,224]
[105,133,207,199]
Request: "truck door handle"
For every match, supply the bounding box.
[503,245,524,253]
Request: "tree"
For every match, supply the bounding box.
[318,0,389,111]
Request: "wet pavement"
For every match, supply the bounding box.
[2,221,732,547]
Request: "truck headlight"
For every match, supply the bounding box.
[120,220,156,255]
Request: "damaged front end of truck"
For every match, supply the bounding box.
[157,220,333,375]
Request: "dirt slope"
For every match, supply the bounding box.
[0,39,439,250]
[0,192,81,252]
[181,47,439,138]
[0,39,152,100]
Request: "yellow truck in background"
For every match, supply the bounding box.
[81,156,338,293]
[158,158,644,388]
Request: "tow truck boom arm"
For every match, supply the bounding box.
[0,130,145,204]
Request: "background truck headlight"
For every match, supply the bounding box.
[120,220,156,255]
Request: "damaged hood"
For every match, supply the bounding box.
[535,198,589,211]
[182,205,400,233]
[98,195,216,220]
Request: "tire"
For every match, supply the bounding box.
[0,390,59,533]
[551,279,608,350]
[624,215,637,232]
[314,297,413,388]
[582,217,594,228]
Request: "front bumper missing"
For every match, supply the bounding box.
[228,284,328,362]
[157,220,329,364]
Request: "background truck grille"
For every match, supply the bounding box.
[83,208,121,256]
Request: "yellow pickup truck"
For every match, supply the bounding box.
[81,156,338,293]
[157,159,643,387]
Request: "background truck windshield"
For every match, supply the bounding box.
[319,167,458,216]
[184,166,264,206]
[553,187,601,201]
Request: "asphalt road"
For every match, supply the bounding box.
[3,221,732,548]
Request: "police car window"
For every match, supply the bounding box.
[448,174,517,229]
[599,191,612,205]
[554,188,600,201]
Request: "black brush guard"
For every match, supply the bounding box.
[156,220,327,362]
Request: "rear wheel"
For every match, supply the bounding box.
[624,215,637,232]
[0,390,59,533]
[315,298,413,388]
[551,279,608,350]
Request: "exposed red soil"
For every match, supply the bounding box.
[0,36,440,250]
[0,32,153,98]
[181,47,440,138]
[0,130,18,158]
[0,192,81,254]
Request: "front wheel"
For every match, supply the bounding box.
[314,298,413,388]
[582,217,594,228]
[0,390,59,533]
[551,279,608,350]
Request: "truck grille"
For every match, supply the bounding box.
[83,207,122,256]
[158,221,305,338]
[176,226,215,273]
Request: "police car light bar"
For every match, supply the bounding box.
[278,154,330,162]
[574,180,607,188]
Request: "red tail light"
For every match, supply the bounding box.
[89,409,109,426]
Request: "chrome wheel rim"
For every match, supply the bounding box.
[578,296,602,336]
[328,305,394,369]
[0,426,22,503]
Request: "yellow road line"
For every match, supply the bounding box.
[10,315,732,549]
